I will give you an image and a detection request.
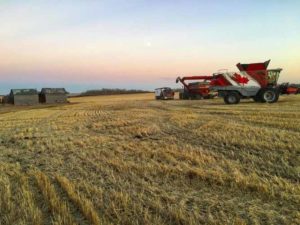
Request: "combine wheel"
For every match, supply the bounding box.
[260,88,279,103]
[224,92,240,104]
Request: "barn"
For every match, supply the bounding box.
[9,89,39,105]
[40,88,68,104]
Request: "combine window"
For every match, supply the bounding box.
[267,69,282,85]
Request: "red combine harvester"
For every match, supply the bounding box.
[176,76,217,99]
[177,60,284,104]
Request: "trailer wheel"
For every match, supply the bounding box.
[224,92,240,104]
[260,88,279,103]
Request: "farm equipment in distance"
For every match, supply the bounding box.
[177,60,285,104]
[279,83,300,95]
[155,87,175,100]
[176,76,217,99]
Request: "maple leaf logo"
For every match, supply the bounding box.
[233,73,249,85]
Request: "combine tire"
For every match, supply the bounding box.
[260,88,279,103]
[224,92,240,104]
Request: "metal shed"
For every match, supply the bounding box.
[9,89,39,105]
[40,88,68,104]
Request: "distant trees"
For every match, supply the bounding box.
[79,88,151,97]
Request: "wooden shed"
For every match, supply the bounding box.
[40,88,68,104]
[9,89,39,105]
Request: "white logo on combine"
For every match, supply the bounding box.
[222,72,261,87]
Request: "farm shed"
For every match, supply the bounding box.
[40,88,68,104]
[9,89,39,105]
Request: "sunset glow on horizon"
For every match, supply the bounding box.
[0,0,299,93]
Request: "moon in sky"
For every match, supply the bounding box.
[146,41,152,47]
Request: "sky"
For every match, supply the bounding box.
[0,0,299,93]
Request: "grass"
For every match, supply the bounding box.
[0,93,299,224]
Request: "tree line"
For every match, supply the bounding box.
[78,88,151,97]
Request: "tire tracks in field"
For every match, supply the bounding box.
[0,164,46,225]
[200,110,300,133]
[55,175,102,225]
[32,170,77,225]
[31,168,102,225]
[51,176,94,225]
[160,108,300,181]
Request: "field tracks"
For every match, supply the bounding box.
[0,163,103,225]
[0,164,43,225]
[56,175,102,225]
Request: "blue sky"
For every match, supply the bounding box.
[0,0,299,93]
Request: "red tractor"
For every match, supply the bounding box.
[176,76,217,99]
[177,60,284,104]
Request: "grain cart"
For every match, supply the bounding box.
[155,87,175,100]
[176,76,217,99]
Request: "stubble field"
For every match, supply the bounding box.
[0,93,299,225]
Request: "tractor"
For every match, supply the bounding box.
[155,87,175,100]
